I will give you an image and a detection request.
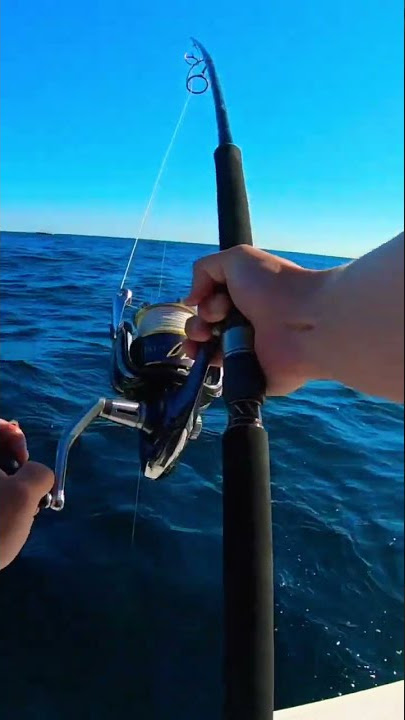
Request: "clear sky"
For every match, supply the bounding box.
[1,0,403,256]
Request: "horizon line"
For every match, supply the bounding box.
[0,228,351,260]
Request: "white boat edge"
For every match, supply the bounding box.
[275,681,404,719]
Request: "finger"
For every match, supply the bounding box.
[185,254,228,305]
[185,316,213,342]
[13,462,54,512]
[0,419,29,465]
[0,418,19,433]
[197,291,232,324]
[182,339,223,368]
[182,339,198,359]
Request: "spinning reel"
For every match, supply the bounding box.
[46,289,222,510]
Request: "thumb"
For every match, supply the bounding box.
[13,462,54,513]
[185,253,228,305]
[0,462,54,570]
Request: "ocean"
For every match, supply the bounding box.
[0,231,403,719]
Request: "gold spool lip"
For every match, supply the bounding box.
[135,302,197,325]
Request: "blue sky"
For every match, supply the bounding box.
[1,0,403,256]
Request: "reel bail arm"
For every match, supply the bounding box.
[111,288,133,339]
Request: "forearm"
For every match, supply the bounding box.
[310,233,404,402]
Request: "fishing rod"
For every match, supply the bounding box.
[187,38,274,720]
[0,38,274,720]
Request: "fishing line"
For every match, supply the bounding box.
[119,93,192,291]
[156,241,167,300]
[130,464,142,548]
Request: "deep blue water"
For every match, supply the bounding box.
[0,231,403,719]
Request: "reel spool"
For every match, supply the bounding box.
[130,302,196,398]
[112,301,222,407]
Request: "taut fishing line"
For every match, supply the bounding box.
[156,241,167,301]
[119,93,192,291]
[120,90,193,545]
[130,465,142,548]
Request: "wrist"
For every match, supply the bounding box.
[298,265,345,384]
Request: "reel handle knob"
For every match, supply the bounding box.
[0,455,20,475]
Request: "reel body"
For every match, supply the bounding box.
[112,300,222,477]
[48,295,222,510]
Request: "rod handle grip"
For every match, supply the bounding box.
[223,423,274,720]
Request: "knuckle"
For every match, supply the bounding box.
[231,245,247,257]
[192,257,204,273]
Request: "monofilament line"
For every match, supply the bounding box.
[120,93,192,290]
[157,241,167,300]
[130,464,142,548]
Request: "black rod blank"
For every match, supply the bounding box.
[191,37,274,720]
